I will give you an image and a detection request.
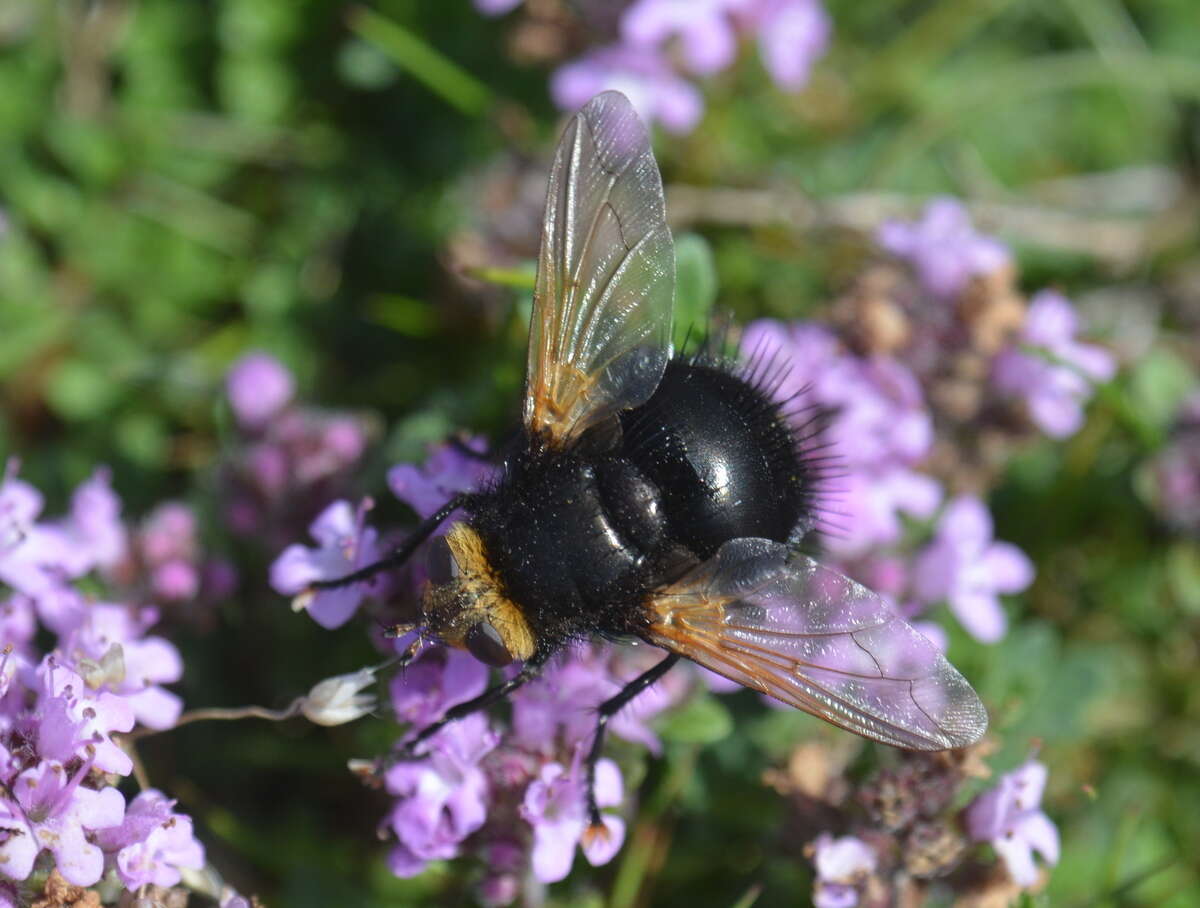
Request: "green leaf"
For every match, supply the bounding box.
[673,233,718,348]
[46,359,120,421]
[1126,349,1197,442]
[348,7,491,117]
[656,693,733,745]
[1166,542,1200,615]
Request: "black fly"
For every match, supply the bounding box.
[302,91,987,833]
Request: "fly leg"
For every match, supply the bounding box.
[386,662,543,766]
[585,653,680,829]
[294,493,472,605]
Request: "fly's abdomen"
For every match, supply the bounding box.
[619,357,819,561]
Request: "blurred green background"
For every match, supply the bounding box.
[2,1,1199,906]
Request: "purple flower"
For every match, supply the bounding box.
[511,644,679,757]
[552,45,704,134]
[139,501,197,565]
[833,467,941,558]
[0,468,124,603]
[270,499,382,629]
[0,464,41,556]
[151,560,200,601]
[226,352,295,430]
[1145,393,1200,534]
[3,759,125,886]
[993,290,1117,438]
[38,659,136,776]
[913,496,1033,643]
[474,0,522,14]
[878,198,1010,298]
[511,648,622,754]
[388,438,495,521]
[0,595,36,655]
[384,713,498,878]
[965,760,1059,887]
[520,754,625,882]
[749,0,831,91]
[391,648,489,730]
[65,603,184,730]
[809,833,876,908]
[622,0,746,75]
[606,644,691,751]
[94,789,205,890]
[137,503,204,601]
[62,469,126,573]
[740,320,942,556]
[741,321,934,468]
[0,474,76,602]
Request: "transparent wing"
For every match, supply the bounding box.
[646,538,988,750]
[525,90,675,447]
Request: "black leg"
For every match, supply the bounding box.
[302,493,470,597]
[585,653,680,828]
[387,662,543,764]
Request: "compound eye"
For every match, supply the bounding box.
[465,620,512,667]
[426,535,456,586]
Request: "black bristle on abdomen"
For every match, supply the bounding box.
[618,344,836,560]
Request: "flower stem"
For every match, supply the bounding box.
[125,699,304,740]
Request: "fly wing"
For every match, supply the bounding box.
[645,538,988,750]
[525,91,674,447]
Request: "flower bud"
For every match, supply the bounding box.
[300,666,378,726]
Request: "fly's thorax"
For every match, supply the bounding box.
[421,522,535,665]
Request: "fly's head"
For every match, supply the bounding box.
[420,523,535,667]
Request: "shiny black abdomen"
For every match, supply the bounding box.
[468,355,816,655]
[618,358,812,560]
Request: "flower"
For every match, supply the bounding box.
[511,648,623,755]
[878,198,1010,299]
[748,0,831,91]
[0,468,205,898]
[552,45,704,134]
[137,502,202,602]
[739,320,942,555]
[474,0,522,14]
[3,759,126,886]
[270,499,382,628]
[391,648,489,730]
[992,290,1117,438]
[965,760,1059,887]
[622,0,745,76]
[384,713,498,878]
[302,666,379,726]
[834,467,941,558]
[1143,391,1200,535]
[809,833,876,908]
[37,658,137,776]
[61,469,126,574]
[913,496,1033,643]
[64,603,185,730]
[226,352,295,430]
[0,468,125,605]
[388,438,495,521]
[94,789,205,890]
[520,754,625,883]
